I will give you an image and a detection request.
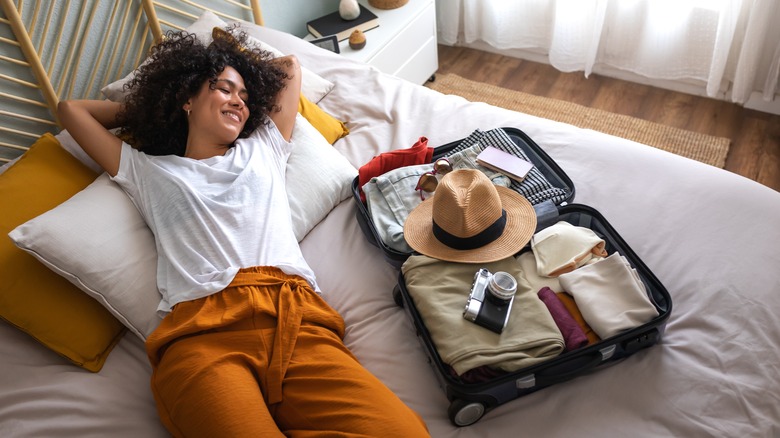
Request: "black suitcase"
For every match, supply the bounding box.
[393,203,672,426]
[353,128,672,426]
[352,127,575,269]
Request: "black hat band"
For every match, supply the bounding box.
[431,209,507,251]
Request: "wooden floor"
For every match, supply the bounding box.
[436,45,780,193]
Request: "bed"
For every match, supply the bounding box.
[2,1,780,437]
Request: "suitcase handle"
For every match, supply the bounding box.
[534,351,604,386]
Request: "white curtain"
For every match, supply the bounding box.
[436,0,780,104]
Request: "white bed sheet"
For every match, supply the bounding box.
[2,25,779,437]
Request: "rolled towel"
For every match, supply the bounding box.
[537,286,589,352]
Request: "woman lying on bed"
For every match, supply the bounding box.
[57,27,429,438]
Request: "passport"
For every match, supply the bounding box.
[476,146,534,182]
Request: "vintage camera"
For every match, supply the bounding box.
[463,269,518,334]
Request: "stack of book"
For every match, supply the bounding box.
[307,5,379,41]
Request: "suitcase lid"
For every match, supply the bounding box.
[352,127,575,268]
[432,127,575,205]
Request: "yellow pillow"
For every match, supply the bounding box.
[298,94,349,144]
[0,133,125,372]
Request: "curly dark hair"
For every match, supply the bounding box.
[117,28,288,156]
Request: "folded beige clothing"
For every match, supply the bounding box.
[559,252,659,339]
[401,255,565,375]
[531,221,607,277]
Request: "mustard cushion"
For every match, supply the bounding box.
[0,133,125,372]
[298,94,349,144]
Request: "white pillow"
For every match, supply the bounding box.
[287,114,357,240]
[0,157,18,176]
[11,116,356,339]
[9,173,162,340]
[100,11,334,104]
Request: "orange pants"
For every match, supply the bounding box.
[146,266,429,437]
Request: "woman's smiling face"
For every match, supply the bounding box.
[184,66,250,149]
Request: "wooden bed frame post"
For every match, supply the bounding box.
[140,0,164,44]
[250,0,264,26]
[1,0,60,124]
[139,0,263,44]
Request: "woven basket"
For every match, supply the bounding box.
[368,0,409,9]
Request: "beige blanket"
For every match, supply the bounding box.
[401,254,564,375]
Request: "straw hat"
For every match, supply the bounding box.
[404,169,536,263]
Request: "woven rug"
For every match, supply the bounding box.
[426,73,730,168]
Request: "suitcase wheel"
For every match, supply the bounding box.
[448,399,486,427]
[392,285,404,308]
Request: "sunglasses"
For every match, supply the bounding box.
[415,158,454,200]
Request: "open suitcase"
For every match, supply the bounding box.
[352,128,672,426]
[352,127,576,268]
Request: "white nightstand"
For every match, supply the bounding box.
[307,0,438,85]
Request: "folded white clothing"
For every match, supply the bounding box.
[559,252,659,339]
[531,221,607,277]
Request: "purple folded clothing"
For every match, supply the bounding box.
[537,287,588,352]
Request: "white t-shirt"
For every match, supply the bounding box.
[111,122,319,314]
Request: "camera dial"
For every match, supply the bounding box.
[486,271,517,303]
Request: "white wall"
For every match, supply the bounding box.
[261,0,340,37]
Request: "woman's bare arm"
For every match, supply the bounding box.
[57,100,124,176]
[268,55,302,142]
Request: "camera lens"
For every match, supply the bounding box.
[487,271,517,303]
